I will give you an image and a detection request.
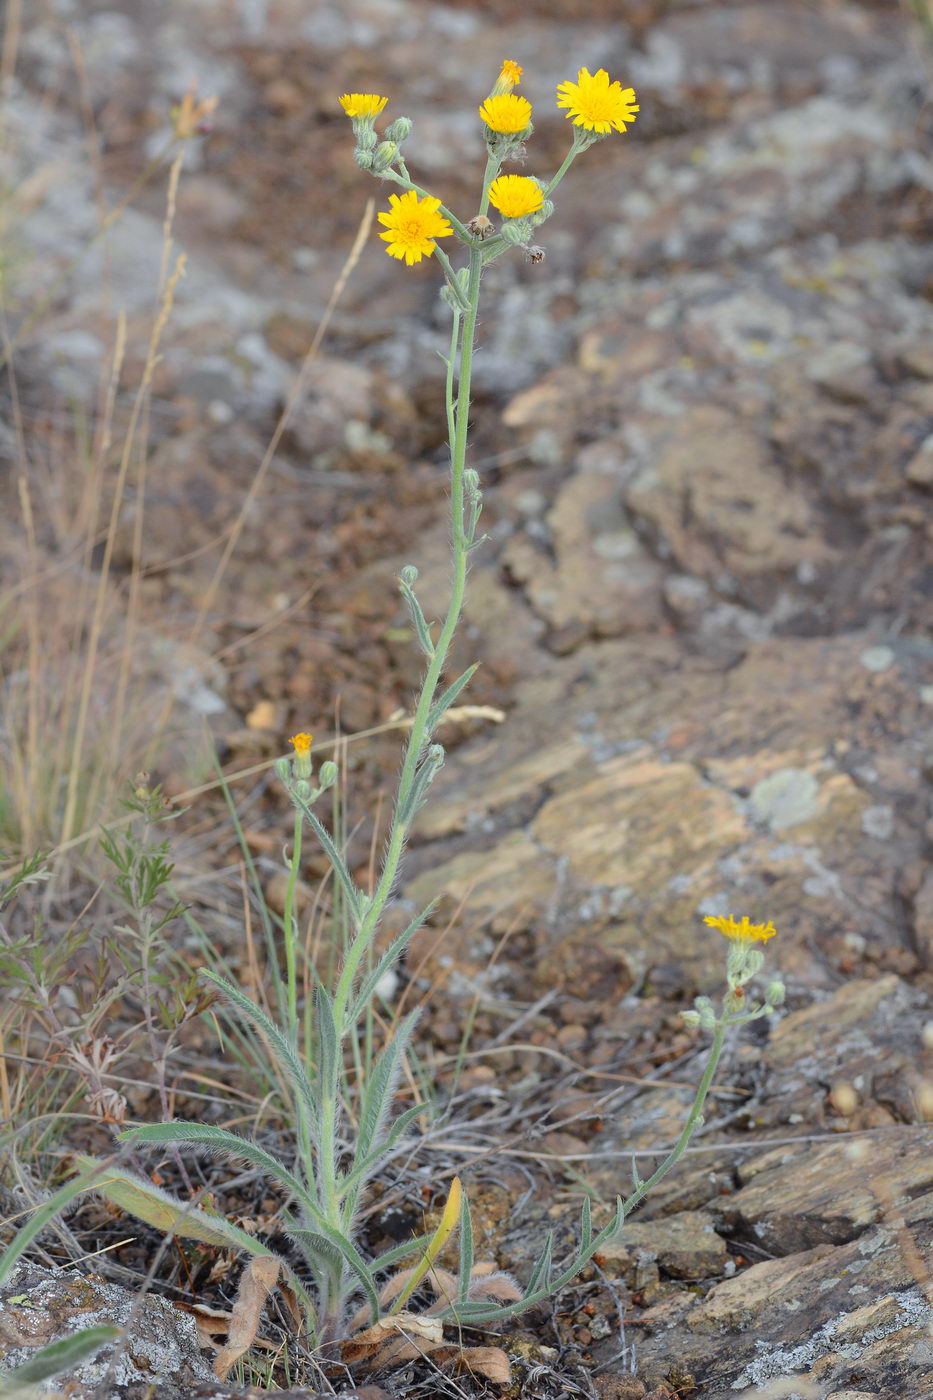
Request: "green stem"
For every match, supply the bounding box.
[444,305,461,455]
[332,230,490,1032]
[282,808,302,1039]
[387,164,474,243]
[544,140,583,197]
[620,1021,727,1218]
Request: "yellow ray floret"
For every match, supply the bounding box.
[499,60,523,85]
[556,67,639,134]
[377,190,453,266]
[703,915,777,944]
[339,93,388,119]
[479,94,532,134]
[488,174,544,219]
[289,732,313,756]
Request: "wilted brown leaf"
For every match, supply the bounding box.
[175,1300,234,1349]
[342,1312,443,1369]
[213,1254,280,1381]
[433,1344,512,1386]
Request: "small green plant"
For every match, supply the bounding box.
[15,60,787,1375]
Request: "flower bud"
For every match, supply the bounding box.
[355,147,375,169]
[765,980,786,1006]
[274,757,291,785]
[318,761,338,789]
[356,127,377,151]
[385,116,412,142]
[294,779,311,801]
[372,140,399,172]
[500,220,530,246]
[464,468,481,495]
[530,199,554,227]
[400,565,418,587]
[681,1010,701,1029]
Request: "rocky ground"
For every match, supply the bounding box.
[3,1,933,1397]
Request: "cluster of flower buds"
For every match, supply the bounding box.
[337,59,638,270]
[275,733,337,805]
[682,915,786,1031]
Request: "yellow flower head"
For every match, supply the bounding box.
[479,93,532,134]
[289,732,314,757]
[556,67,639,134]
[339,93,388,120]
[499,59,523,86]
[704,915,777,944]
[488,174,544,220]
[377,190,453,266]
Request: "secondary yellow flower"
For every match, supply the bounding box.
[556,67,639,134]
[488,174,544,219]
[479,94,532,134]
[339,93,388,120]
[704,915,777,944]
[499,60,523,85]
[290,732,313,756]
[377,190,453,266]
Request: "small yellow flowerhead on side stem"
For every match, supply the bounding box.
[478,93,533,136]
[289,731,314,779]
[491,59,523,95]
[683,915,785,1032]
[339,92,388,121]
[556,66,639,137]
[377,190,453,265]
[339,92,389,168]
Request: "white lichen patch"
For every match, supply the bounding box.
[731,1287,931,1392]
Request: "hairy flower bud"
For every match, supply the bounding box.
[400,565,418,587]
[372,140,399,172]
[318,761,338,789]
[384,116,412,142]
[499,220,530,246]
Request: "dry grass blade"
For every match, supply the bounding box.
[213,1254,281,1382]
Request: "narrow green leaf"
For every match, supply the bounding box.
[369,1231,434,1271]
[287,1225,380,1324]
[523,1231,553,1299]
[315,986,339,1105]
[399,577,435,658]
[200,971,319,1135]
[290,796,363,922]
[355,1011,418,1166]
[580,1195,592,1254]
[456,1188,475,1304]
[426,664,478,733]
[0,1327,121,1392]
[74,1156,247,1249]
[0,1166,101,1287]
[349,902,437,1025]
[118,1123,323,1223]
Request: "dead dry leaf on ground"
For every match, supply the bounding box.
[213,1254,280,1381]
[432,1343,512,1385]
[341,1312,443,1368]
